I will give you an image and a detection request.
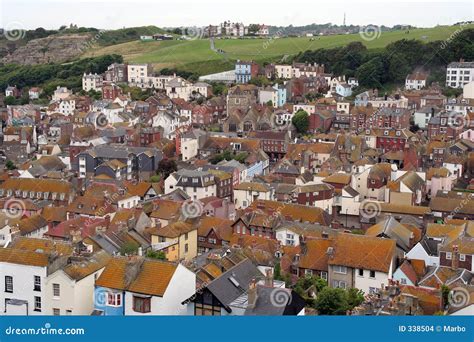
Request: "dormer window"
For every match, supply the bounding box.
[384,130,389,136]
[51,193,57,200]
[396,131,401,136]
[22,191,28,198]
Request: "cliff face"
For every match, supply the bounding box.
[1,33,93,65]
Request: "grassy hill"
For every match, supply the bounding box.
[83,24,473,75]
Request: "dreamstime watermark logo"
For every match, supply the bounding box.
[94,288,108,307]
[96,113,109,128]
[2,21,26,41]
[440,22,468,50]
[263,28,285,50]
[360,200,381,220]
[181,199,203,219]
[359,25,381,41]
[448,287,470,308]
[5,322,85,336]
[447,112,469,129]
[79,29,108,53]
[269,288,292,308]
[3,198,26,219]
[181,26,204,40]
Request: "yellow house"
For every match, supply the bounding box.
[149,221,198,261]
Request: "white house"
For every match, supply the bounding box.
[446,61,474,88]
[233,182,271,209]
[165,169,216,200]
[95,257,196,316]
[45,251,109,315]
[405,72,428,90]
[0,238,73,316]
[82,73,103,92]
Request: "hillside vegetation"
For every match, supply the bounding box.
[83,24,474,75]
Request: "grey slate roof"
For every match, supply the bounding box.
[205,259,262,310]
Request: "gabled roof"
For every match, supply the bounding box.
[328,233,396,273]
[95,257,178,297]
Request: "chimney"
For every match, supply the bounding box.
[138,246,143,256]
[265,269,274,287]
[452,245,459,270]
[247,279,258,309]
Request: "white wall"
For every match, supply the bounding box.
[0,263,47,315]
[124,264,195,315]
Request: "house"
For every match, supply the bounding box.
[52,86,72,102]
[0,178,74,205]
[197,216,233,254]
[183,259,305,316]
[44,250,110,315]
[165,169,217,201]
[335,83,352,97]
[233,182,272,209]
[94,256,195,315]
[77,145,162,181]
[28,87,42,100]
[429,191,474,220]
[392,259,426,286]
[365,216,421,255]
[413,106,440,130]
[5,85,20,98]
[327,233,396,294]
[446,60,474,88]
[149,221,198,261]
[0,237,73,315]
[82,73,103,92]
[235,60,259,84]
[406,72,429,90]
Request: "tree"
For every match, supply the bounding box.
[292,109,310,134]
[149,175,160,183]
[247,24,260,34]
[5,160,16,170]
[146,250,166,260]
[346,288,364,310]
[157,159,177,179]
[356,56,385,88]
[119,241,139,255]
[314,287,349,315]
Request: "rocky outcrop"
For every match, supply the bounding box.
[2,33,93,65]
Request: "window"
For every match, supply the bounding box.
[305,269,313,276]
[107,292,122,307]
[66,310,72,315]
[34,276,41,291]
[333,280,346,289]
[133,296,151,313]
[459,254,466,262]
[334,265,347,274]
[53,284,60,298]
[5,276,13,293]
[401,278,407,285]
[184,233,188,240]
[34,296,42,312]
[53,308,60,316]
[369,270,376,278]
[358,269,364,277]
[446,252,452,260]
[184,243,189,254]
[321,271,328,281]
[195,303,221,316]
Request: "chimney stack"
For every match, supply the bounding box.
[265,269,274,287]
[452,245,459,270]
[247,279,258,309]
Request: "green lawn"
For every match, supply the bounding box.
[83,24,473,75]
